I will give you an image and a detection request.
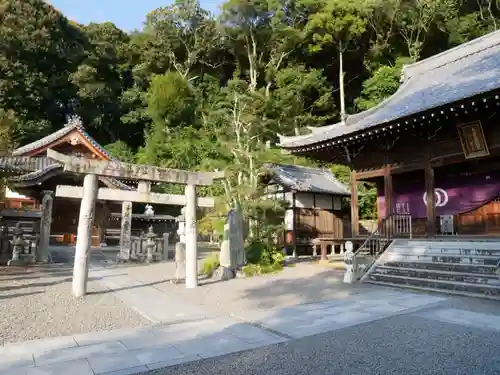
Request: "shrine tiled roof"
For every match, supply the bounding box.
[278,29,500,149]
[12,116,112,158]
[0,156,134,190]
[262,163,349,196]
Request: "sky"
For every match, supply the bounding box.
[49,0,222,31]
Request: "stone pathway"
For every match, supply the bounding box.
[89,265,213,324]
[0,287,450,375]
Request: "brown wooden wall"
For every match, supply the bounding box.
[293,208,347,241]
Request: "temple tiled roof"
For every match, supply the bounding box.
[12,116,112,158]
[279,29,500,149]
[262,163,349,196]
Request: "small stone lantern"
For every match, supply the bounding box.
[145,226,157,263]
[8,223,25,266]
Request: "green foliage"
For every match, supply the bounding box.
[355,57,412,111]
[104,141,136,162]
[243,239,285,277]
[3,0,499,226]
[200,252,220,275]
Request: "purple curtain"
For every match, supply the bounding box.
[378,170,500,218]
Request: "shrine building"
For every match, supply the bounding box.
[0,118,175,248]
[277,29,500,239]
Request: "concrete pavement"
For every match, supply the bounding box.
[0,288,448,375]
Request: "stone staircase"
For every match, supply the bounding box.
[361,239,500,299]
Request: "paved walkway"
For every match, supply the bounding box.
[0,284,448,375]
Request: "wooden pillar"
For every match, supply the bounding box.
[292,192,297,258]
[424,153,436,237]
[384,165,393,238]
[72,174,98,298]
[184,184,198,289]
[350,170,359,237]
[38,190,53,263]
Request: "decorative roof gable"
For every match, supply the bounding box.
[13,116,112,160]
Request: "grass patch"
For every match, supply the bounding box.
[201,252,220,276]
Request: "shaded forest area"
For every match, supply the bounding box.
[1,0,499,219]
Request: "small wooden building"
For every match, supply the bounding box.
[277,30,500,238]
[260,163,350,250]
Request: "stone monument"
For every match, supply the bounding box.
[215,207,246,280]
[172,208,186,283]
[343,241,356,283]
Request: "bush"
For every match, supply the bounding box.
[201,252,220,276]
[243,239,285,277]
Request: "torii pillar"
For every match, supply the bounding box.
[46,149,224,297]
[184,184,197,288]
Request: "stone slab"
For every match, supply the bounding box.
[133,345,184,365]
[145,355,203,370]
[26,359,93,375]
[100,366,149,375]
[87,351,143,374]
[225,324,287,344]
[173,331,250,357]
[34,341,128,366]
[73,327,157,348]
[418,308,500,332]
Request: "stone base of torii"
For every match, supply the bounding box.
[47,149,224,297]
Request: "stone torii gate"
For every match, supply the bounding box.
[47,149,224,297]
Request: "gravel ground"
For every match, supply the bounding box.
[136,310,500,375]
[0,264,152,345]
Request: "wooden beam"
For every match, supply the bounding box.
[350,170,359,237]
[424,152,436,237]
[47,149,225,186]
[384,164,393,237]
[56,185,215,208]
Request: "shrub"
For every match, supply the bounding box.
[243,239,285,277]
[201,252,220,276]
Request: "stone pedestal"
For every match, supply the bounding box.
[184,184,198,288]
[38,190,53,263]
[72,174,98,298]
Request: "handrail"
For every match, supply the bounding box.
[354,218,387,256]
[354,214,412,257]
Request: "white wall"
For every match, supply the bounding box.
[295,192,342,210]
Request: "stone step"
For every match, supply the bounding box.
[393,240,500,250]
[375,265,499,284]
[385,253,499,264]
[389,246,500,256]
[368,273,500,296]
[363,279,500,301]
[384,261,497,274]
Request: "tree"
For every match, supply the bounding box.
[70,22,133,144]
[355,57,411,111]
[0,0,86,143]
[144,0,225,80]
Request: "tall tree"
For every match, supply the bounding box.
[0,0,85,142]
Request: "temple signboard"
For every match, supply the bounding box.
[457,121,489,159]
